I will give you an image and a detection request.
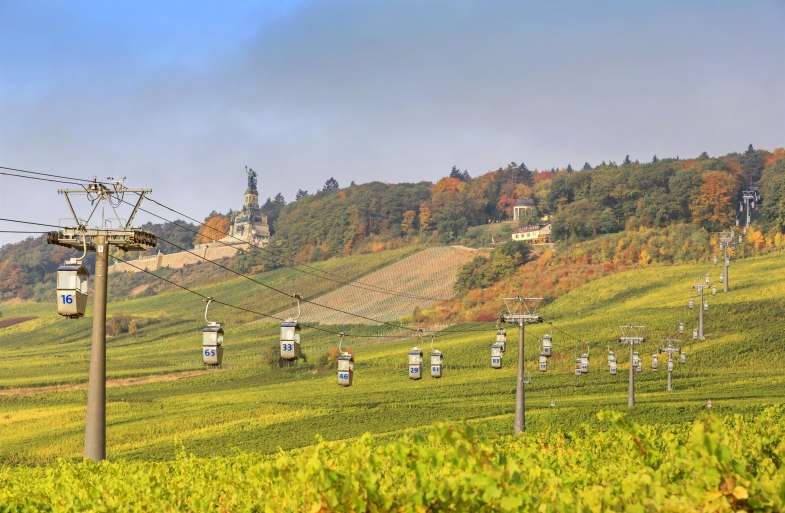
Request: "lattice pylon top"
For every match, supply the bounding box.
[619,325,645,340]
[503,296,542,318]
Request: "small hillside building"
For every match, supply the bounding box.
[512,198,535,221]
[512,224,551,244]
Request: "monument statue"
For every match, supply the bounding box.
[245,166,257,192]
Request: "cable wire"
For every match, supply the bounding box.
[0,165,95,184]
[137,194,484,304]
[0,170,84,186]
[0,217,62,228]
[152,234,424,332]
[109,253,408,339]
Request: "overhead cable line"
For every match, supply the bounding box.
[0,230,52,234]
[0,165,96,184]
[123,198,454,302]
[1,166,484,304]
[0,170,84,186]
[0,217,63,228]
[109,253,410,339]
[136,193,485,305]
[148,234,425,333]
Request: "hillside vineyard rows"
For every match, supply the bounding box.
[1,150,785,510]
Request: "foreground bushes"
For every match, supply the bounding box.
[1,406,784,512]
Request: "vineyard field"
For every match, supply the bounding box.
[0,250,784,466]
[0,408,783,511]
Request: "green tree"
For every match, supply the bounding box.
[741,144,764,183]
[322,177,340,192]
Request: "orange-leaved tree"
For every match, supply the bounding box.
[689,171,738,230]
[195,213,231,244]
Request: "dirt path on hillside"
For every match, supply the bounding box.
[0,370,208,397]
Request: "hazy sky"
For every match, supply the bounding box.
[1,0,783,245]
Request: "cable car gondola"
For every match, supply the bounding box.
[280,295,302,360]
[201,298,224,366]
[56,238,89,318]
[336,335,354,387]
[429,335,443,378]
[490,343,503,369]
[408,347,423,379]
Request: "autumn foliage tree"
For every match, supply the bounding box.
[195,213,231,244]
[688,171,738,231]
[401,210,416,237]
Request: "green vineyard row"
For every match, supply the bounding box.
[1,406,783,512]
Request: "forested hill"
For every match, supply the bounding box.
[269,146,784,260]
[2,145,784,301]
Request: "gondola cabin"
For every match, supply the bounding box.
[703,299,709,311]
[679,322,684,334]
[651,353,659,371]
[668,359,674,372]
[496,328,507,352]
[408,347,423,379]
[541,334,552,357]
[202,323,224,366]
[580,353,589,374]
[538,354,547,372]
[56,264,89,318]
[490,344,503,369]
[574,359,581,376]
[430,350,443,378]
[692,328,698,340]
[689,298,694,309]
[632,351,640,368]
[280,322,301,360]
[609,360,617,375]
[337,352,354,386]
[680,351,686,364]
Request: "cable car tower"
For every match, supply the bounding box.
[718,231,734,293]
[46,178,156,462]
[503,296,543,435]
[740,189,756,230]
[658,338,681,392]
[619,325,645,408]
[692,279,710,340]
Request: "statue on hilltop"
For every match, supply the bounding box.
[245,166,257,192]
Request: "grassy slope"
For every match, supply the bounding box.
[0,247,417,388]
[0,252,784,462]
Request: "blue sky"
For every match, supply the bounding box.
[1,0,783,245]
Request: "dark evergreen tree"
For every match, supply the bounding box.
[322,177,340,192]
[623,155,632,165]
[699,151,709,159]
[582,162,592,171]
[652,155,659,163]
[273,192,286,205]
[516,162,532,185]
[741,144,764,183]
[566,164,574,173]
[295,189,308,200]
